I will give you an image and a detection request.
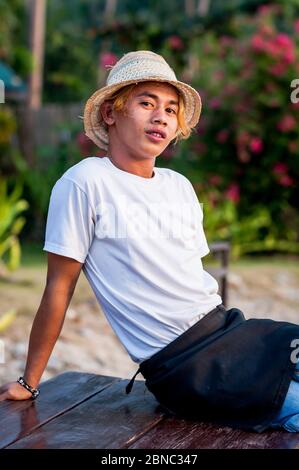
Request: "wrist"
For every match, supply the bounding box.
[23,372,40,389]
[17,376,40,399]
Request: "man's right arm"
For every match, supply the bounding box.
[0,252,83,401]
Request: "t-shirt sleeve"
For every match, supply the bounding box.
[43,177,95,263]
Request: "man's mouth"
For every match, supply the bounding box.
[145,129,166,141]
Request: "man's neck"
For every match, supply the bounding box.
[108,155,155,179]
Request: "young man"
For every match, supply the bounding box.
[0,51,298,433]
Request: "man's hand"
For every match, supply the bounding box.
[0,382,32,401]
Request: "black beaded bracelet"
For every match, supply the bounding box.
[17,376,40,400]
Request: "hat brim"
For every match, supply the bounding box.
[83,77,202,151]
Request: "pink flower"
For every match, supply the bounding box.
[237,131,250,145]
[257,4,280,16]
[265,82,279,93]
[273,162,294,186]
[272,162,289,175]
[161,145,175,160]
[266,41,281,59]
[99,52,118,70]
[269,62,287,77]
[208,192,219,208]
[267,97,281,108]
[220,36,234,48]
[208,174,222,185]
[240,68,252,80]
[168,35,184,50]
[275,33,293,49]
[249,137,263,153]
[259,24,274,37]
[294,19,299,34]
[277,115,296,133]
[76,132,94,155]
[192,141,207,153]
[283,49,295,64]
[209,97,221,109]
[237,150,251,163]
[274,34,295,63]
[216,129,229,144]
[213,70,225,81]
[277,174,295,187]
[195,117,208,134]
[251,34,266,52]
[288,141,299,153]
[234,103,248,113]
[223,83,239,96]
[225,183,240,203]
[258,5,273,15]
[252,31,295,66]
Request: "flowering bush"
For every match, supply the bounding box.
[0,178,28,272]
[0,106,29,269]
[165,4,299,255]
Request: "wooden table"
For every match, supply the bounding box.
[1,371,299,449]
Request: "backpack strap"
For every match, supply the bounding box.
[125,367,141,394]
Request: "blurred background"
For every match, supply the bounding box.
[0,0,298,382]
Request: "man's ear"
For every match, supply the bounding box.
[100,101,115,126]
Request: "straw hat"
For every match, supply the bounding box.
[83,50,202,151]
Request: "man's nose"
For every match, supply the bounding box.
[151,107,167,125]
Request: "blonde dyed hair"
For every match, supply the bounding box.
[108,82,192,144]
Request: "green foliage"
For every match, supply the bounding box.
[39,0,275,102]
[43,0,97,102]
[0,178,28,271]
[0,0,31,76]
[0,104,29,269]
[201,191,299,259]
[159,2,299,256]
[1,0,298,256]
[0,106,18,177]
[13,122,85,240]
[0,106,16,144]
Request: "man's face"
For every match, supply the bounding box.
[108,81,179,160]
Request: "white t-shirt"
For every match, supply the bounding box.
[43,156,222,363]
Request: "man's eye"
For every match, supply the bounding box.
[140,102,176,114]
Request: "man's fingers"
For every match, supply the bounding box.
[0,391,8,401]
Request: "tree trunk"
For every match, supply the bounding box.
[15,104,36,168]
[28,0,46,110]
[104,0,117,20]
[197,0,211,16]
[185,0,195,17]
